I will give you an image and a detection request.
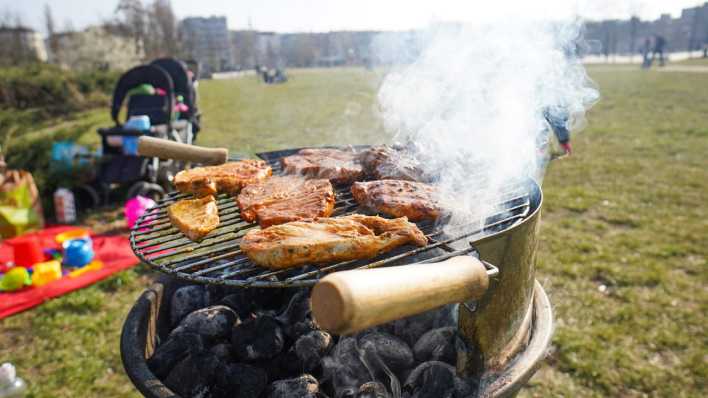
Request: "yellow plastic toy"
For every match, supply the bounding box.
[68,260,103,278]
[0,267,31,292]
[31,260,63,287]
[55,229,90,245]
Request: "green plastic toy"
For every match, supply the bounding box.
[0,267,31,292]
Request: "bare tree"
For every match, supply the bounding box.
[44,3,60,63]
[116,0,147,55]
[146,0,179,57]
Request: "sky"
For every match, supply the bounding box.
[1,0,705,35]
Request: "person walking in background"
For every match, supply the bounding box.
[641,37,652,69]
[652,35,667,67]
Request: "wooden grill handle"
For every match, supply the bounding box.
[311,256,490,335]
[137,136,229,165]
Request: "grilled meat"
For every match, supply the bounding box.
[241,214,428,269]
[237,176,336,228]
[281,148,364,185]
[174,160,272,196]
[359,145,427,181]
[351,180,441,222]
[168,195,220,241]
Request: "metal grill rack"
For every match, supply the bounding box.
[130,149,534,287]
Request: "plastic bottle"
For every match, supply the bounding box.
[0,363,27,397]
[53,188,76,224]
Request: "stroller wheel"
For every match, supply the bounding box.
[73,184,101,210]
[127,182,165,202]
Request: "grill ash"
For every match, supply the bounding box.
[149,283,469,398]
[375,18,599,231]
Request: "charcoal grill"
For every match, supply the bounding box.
[130,148,531,289]
[123,138,553,397]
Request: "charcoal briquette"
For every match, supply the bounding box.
[231,315,285,361]
[359,332,414,374]
[357,381,391,398]
[170,305,239,341]
[412,326,458,365]
[295,331,333,372]
[147,332,204,379]
[170,285,210,327]
[267,374,320,398]
[212,363,268,398]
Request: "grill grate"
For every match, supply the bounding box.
[130,148,533,287]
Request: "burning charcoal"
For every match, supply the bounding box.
[403,361,471,398]
[170,285,210,327]
[170,305,239,341]
[357,381,391,398]
[164,351,221,397]
[295,331,333,372]
[268,374,319,398]
[147,332,204,379]
[231,315,285,361]
[359,332,414,374]
[210,343,233,363]
[212,363,268,398]
[413,327,458,365]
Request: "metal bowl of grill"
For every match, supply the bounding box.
[122,139,554,397]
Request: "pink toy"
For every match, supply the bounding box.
[124,196,157,228]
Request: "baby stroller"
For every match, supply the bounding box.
[91,58,200,204]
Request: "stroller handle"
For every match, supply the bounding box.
[137,136,228,165]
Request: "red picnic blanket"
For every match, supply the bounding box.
[0,226,139,319]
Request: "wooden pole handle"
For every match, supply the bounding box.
[137,136,229,165]
[311,256,490,335]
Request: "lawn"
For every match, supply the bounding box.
[0,67,706,397]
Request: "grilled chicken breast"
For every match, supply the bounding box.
[351,180,441,222]
[237,176,336,228]
[241,214,427,269]
[168,195,220,241]
[174,160,272,196]
[359,145,426,181]
[281,148,364,185]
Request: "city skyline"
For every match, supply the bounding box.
[3,0,707,35]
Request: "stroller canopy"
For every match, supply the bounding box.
[111,64,174,125]
[151,58,196,117]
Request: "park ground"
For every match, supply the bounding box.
[0,65,706,397]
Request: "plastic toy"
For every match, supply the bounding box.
[68,260,103,278]
[62,238,94,268]
[124,196,156,228]
[0,267,31,292]
[7,237,44,268]
[31,260,62,287]
[55,228,90,245]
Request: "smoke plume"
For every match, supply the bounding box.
[375,18,599,229]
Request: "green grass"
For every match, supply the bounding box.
[1,67,706,397]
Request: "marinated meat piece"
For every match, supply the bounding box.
[351,180,441,222]
[168,195,220,241]
[359,145,426,181]
[237,176,335,228]
[281,148,364,185]
[174,160,272,196]
[241,214,427,269]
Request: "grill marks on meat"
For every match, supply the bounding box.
[240,214,428,269]
[167,195,220,241]
[351,180,442,222]
[360,145,426,181]
[281,148,364,185]
[174,160,272,197]
[236,176,335,228]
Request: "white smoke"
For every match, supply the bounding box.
[375,18,599,229]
